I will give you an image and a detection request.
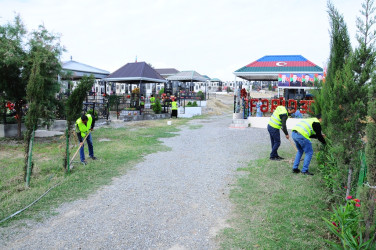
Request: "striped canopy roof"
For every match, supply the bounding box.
[234,55,323,81]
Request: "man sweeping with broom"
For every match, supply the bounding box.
[76,113,97,165]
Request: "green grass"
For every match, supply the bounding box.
[220,150,331,249]
[0,118,188,226]
[188,124,203,130]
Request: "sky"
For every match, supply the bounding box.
[0,0,362,81]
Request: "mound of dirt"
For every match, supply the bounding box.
[204,94,233,115]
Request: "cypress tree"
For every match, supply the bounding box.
[319,1,352,127]
[23,25,63,182]
[64,75,94,169]
[364,79,376,241]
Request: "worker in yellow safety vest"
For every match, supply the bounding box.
[267,105,296,160]
[292,114,326,175]
[76,114,96,164]
[150,95,155,108]
[171,99,178,118]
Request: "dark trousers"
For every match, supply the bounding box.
[79,133,94,162]
[171,109,178,118]
[267,124,281,158]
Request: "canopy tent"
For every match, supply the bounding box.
[167,70,207,92]
[234,55,324,100]
[105,62,166,96]
[202,75,211,81]
[167,70,207,82]
[106,62,166,83]
[61,60,110,80]
[155,68,180,79]
[210,78,222,82]
[233,55,323,87]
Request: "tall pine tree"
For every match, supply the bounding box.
[318,1,352,126]
[364,77,376,241]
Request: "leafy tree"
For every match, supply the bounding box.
[0,15,27,138]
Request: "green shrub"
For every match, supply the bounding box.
[197,91,205,100]
[152,98,162,114]
[187,101,192,106]
[0,116,26,124]
[87,109,98,120]
[192,101,198,107]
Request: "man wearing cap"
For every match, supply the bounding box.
[291,114,326,175]
[76,113,97,164]
[268,105,296,160]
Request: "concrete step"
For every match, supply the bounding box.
[230,119,250,129]
[229,123,248,129]
[232,119,249,124]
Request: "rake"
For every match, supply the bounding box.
[69,132,90,169]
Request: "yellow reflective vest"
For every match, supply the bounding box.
[293,118,320,141]
[76,114,93,138]
[268,106,288,129]
[171,101,178,110]
[150,97,155,104]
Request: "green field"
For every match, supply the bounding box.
[0,119,188,226]
[220,150,331,249]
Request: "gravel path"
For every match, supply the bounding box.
[1,114,285,249]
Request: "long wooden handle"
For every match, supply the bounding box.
[69,132,90,166]
[288,137,298,152]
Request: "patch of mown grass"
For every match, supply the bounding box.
[0,119,188,226]
[188,124,203,130]
[220,151,331,249]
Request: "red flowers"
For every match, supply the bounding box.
[332,222,338,227]
[346,196,353,199]
[353,199,360,202]
[6,101,14,110]
[355,203,361,207]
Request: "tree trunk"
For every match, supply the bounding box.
[23,129,32,180]
[365,189,375,241]
[2,100,6,124]
[64,123,72,170]
[14,101,23,139]
[346,167,353,198]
